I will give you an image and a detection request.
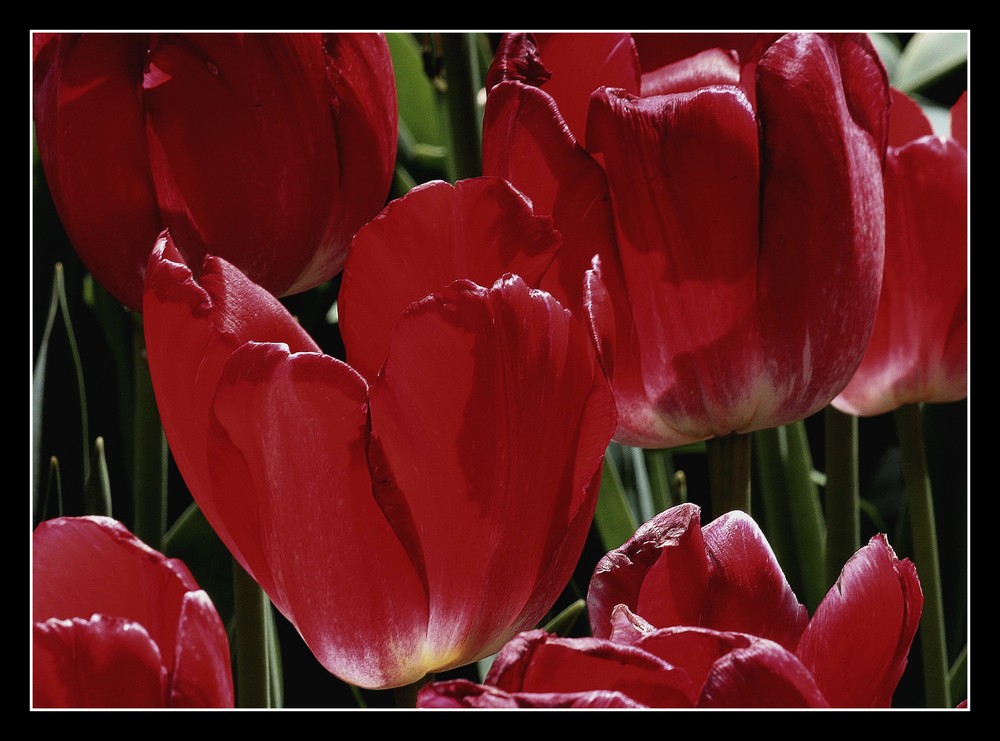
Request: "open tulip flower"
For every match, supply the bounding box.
[33,32,397,312]
[833,89,968,417]
[420,503,921,708]
[485,33,889,448]
[32,516,233,708]
[142,174,616,689]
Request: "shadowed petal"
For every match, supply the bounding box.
[698,636,829,708]
[370,276,615,671]
[754,34,887,425]
[418,678,644,708]
[587,85,764,443]
[483,82,619,311]
[339,178,560,381]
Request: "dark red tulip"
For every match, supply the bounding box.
[33,32,397,312]
[142,178,615,688]
[33,516,233,708]
[485,33,889,447]
[834,90,968,416]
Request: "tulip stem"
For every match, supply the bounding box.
[394,675,433,708]
[233,559,272,708]
[894,403,949,708]
[441,33,482,180]
[754,423,827,612]
[131,314,167,550]
[706,432,752,516]
[824,406,860,587]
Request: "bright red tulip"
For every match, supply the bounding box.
[485,33,889,448]
[33,32,397,312]
[587,504,922,707]
[142,182,615,688]
[833,89,968,416]
[421,504,920,708]
[32,516,233,708]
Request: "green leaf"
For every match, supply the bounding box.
[542,598,586,637]
[594,454,639,551]
[869,33,903,81]
[83,436,112,517]
[386,33,452,179]
[894,32,968,94]
[42,456,63,522]
[163,502,235,622]
[33,263,90,512]
[947,644,968,705]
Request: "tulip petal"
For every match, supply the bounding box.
[483,81,620,311]
[588,503,710,638]
[143,232,319,574]
[487,630,694,708]
[369,276,615,671]
[833,135,967,416]
[586,85,763,444]
[418,678,644,708]
[701,510,808,651]
[207,343,429,689]
[33,33,160,311]
[33,516,193,669]
[952,91,968,149]
[795,535,922,707]
[489,33,639,146]
[639,47,741,96]
[754,33,887,424]
[698,636,829,708]
[887,88,934,146]
[632,33,758,72]
[339,178,561,381]
[33,616,167,708]
[169,591,236,708]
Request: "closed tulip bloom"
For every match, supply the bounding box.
[33,32,397,312]
[421,504,921,708]
[833,90,968,416]
[485,33,889,448]
[142,178,615,688]
[32,516,233,708]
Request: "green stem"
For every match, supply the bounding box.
[132,315,167,550]
[644,448,673,513]
[706,433,752,516]
[824,406,860,586]
[441,33,482,180]
[894,403,949,708]
[233,559,271,708]
[754,423,827,611]
[394,675,433,708]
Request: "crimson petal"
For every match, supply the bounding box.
[795,535,922,707]
[339,178,560,381]
[754,33,887,424]
[143,231,319,570]
[586,85,765,444]
[207,344,429,689]
[33,616,166,708]
[369,276,615,669]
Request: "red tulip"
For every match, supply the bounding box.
[833,90,968,416]
[420,504,921,708]
[32,516,233,708]
[142,179,615,688]
[588,504,922,707]
[484,33,889,448]
[33,32,397,312]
